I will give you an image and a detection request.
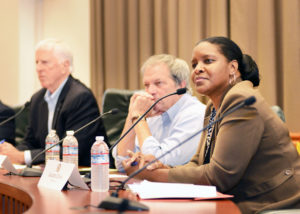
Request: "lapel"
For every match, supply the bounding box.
[41,101,48,128]
[52,76,73,130]
[198,105,213,164]
[37,90,49,137]
[209,111,219,157]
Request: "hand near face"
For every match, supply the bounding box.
[128,91,157,118]
[0,142,25,164]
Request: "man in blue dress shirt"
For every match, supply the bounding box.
[113,54,206,172]
[0,39,106,166]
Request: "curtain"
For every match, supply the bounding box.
[90,0,300,132]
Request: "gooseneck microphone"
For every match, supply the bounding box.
[19,108,119,177]
[0,101,30,126]
[109,88,187,152]
[98,96,256,211]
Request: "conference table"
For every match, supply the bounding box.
[0,168,241,214]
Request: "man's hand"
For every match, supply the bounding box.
[122,151,168,175]
[128,91,157,119]
[122,151,140,175]
[0,142,25,164]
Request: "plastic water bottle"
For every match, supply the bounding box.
[45,130,60,164]
[62,130,78,168]
[91,136,109,192]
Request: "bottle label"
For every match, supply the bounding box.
[63,145,78,156]
[91,152,109,165]
[46,142,60,153]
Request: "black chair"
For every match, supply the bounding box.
[13,104,30,146]
[101,88,135,168]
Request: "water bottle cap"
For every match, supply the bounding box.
[96,136,104,141]
[66,130,74,136]
[50,129,56,134]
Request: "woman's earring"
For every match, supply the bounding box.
[229,73,236,86]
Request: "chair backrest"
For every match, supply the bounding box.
[101,89,135,168]
[270,106,300,154]
[271,105,286,122]
[101,88,135,146]
[13,105,30,146]
[290,132,300,154]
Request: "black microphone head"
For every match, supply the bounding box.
[244,96,256,106]
[110,108,120,115]
[176,88,187,95]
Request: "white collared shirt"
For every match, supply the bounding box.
[113,94,206,172]
[44,77,69,132]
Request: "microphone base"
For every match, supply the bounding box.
[98,196,149,211]
[19,167,43,177]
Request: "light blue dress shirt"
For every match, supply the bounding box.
[44,77,69,133]
[113,93,206,172]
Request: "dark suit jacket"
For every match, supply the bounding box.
[17,75,107,166]
[0,101,15,145]
[169,80,300,213]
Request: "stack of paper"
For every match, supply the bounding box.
[128,180,217,199]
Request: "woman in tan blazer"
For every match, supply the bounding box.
[123,36,300,214]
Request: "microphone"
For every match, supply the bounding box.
[18,108,119,177]
[109,88,187,152]
[98,96,256,211]
[244,96,256,106]
[0,101,30,126]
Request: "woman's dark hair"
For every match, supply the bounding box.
[197,36,260,86]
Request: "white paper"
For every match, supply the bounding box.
[0,155,18,174]
[38,160,89,191]
[109,174,128,178]
[128,180,216,199]
[12,164,42,170]
[12,164,26,169]
[68,166,89,190]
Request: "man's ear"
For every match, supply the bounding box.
[62,60,70,74]
[179,80,186,89]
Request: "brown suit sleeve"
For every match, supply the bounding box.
[168,95,264,192]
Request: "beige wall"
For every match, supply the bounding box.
[0,1,20,105]
[0,0,90,106]
[41,0,91,88]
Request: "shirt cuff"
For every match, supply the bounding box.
[112,145,129,172]
[115,155,129,173]
[24,150,32,165]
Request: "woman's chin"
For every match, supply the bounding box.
[195,86,208,94]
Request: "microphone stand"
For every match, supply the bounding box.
[109,88,187,152]
[18,108,119,177]
[98,96,256,211]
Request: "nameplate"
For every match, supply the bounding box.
[0,155,18,174]
[38,160,89,191]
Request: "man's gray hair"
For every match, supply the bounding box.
[141,54,191,93]
[35,38,73,72]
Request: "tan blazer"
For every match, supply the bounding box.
[169,81,300,213]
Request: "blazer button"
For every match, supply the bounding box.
[284,169,292,176]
